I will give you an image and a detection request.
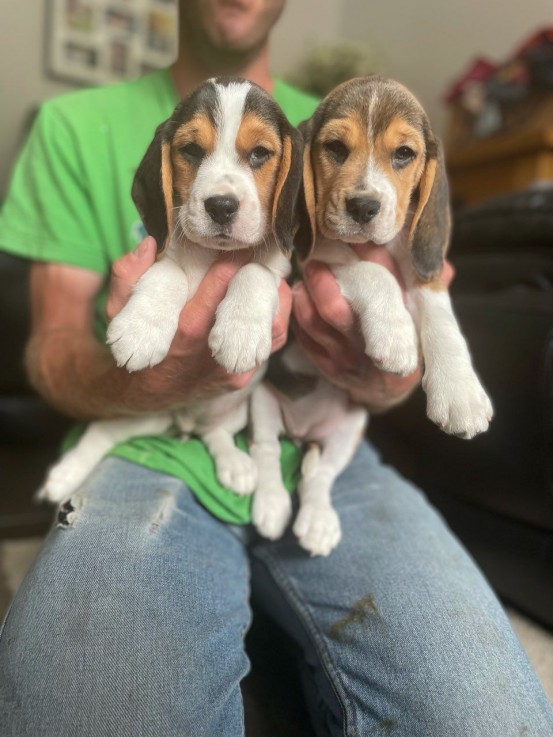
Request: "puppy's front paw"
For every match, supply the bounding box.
[107,305,177,372]
[252,485,292,540]
[36,449,90,504]
[209,315,271,374]
[425,370,493,439]
[293,502,341,557]
[360,307,419,376]
[215,448,257,496]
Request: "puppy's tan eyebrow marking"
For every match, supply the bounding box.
[171,114,216,153]
[318,114,369,154]
[319,119,353,141]
[236,112,282,214]
[169,114,217,208]
[380,117,422,152]
[235,112,280,156]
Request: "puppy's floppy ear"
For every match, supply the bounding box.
[271,125,304,254]
[131,122,174,258]
[293,119,316,262]
[409,135,451,282]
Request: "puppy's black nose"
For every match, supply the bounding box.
[346,196,381,224]
[204,195,239,225]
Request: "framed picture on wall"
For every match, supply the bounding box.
[46,0,178,86]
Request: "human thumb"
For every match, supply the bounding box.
[106,236,157,320]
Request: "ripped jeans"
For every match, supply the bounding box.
[1,441,551,736]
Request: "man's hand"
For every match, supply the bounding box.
[291,245,454,412]
[106,237,292,407]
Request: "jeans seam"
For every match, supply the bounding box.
[0,597,15,645]
[254,547,355,736]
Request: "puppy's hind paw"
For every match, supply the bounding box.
[252,486,292,540]
[293,502,341,557]
[215,448,257,496]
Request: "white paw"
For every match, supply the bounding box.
[215,448,258,495]
[36,449,91,504]
[252,486,292,540]
[209,313,272,374]
[360,307,418,376]
[425,369,493,439]
[293,502,342,557]
[107,305,176,372]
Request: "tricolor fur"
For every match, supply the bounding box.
[249,76,493,556]
[38,78,303,505]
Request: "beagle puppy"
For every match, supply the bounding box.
[248,75,493,556]
[38,77,302,504]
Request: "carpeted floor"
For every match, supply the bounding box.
[1,536,552,716]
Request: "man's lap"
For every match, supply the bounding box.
[1,445,551,736]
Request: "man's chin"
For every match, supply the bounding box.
[211,10,265,52]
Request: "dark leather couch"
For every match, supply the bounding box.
[0,253,70,537]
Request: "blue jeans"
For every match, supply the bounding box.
[1,442,551,736]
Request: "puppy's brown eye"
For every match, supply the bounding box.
[324,140,349,164]
[392,146,416,168]
[249,146,272,169]
[179,142,205,165]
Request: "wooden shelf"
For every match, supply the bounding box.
[445,95,553,204]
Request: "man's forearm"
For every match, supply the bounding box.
[25,330,170,420]
[25,325,257,420]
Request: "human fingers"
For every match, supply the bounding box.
[176,255,249,342]
[291,280,359,363]
[106,236,157,320]
[293,321,346,382]
[301,261,357,335]
[108,250,263,402]
[295,315,422,411]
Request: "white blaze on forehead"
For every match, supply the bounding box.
[212,80,252,161]
[364,89,389,199]
[191,79,254,200]
[180,79,266,246]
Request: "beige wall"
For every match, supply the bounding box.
[1,1,78,197]
[2,1,553,196]
[270,0,342,72]
[340,0,553,132]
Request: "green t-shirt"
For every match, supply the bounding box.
[0,69,319,524]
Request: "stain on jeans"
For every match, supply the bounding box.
[329,594,378,641]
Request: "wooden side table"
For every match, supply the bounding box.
[446,95,553,205]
